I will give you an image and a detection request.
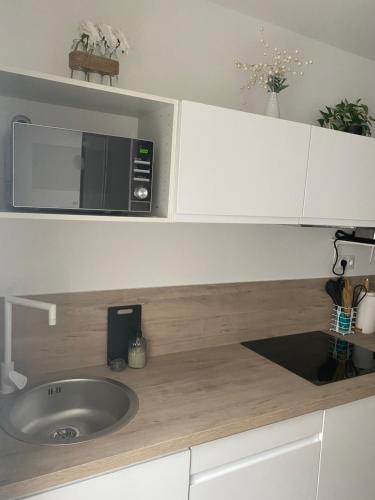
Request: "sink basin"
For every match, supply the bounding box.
[0,378,138,445]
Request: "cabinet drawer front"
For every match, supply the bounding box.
[318,396,375,500]
[191,411,323,474]
[304,126,375,222]
[26,451,190,500]
[176,101,311,220]
[190,440,321,500]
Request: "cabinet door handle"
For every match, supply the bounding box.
[190,433,322,486]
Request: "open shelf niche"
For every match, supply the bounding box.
[0,65,179,221]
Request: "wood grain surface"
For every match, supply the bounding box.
[69,51,119,76]
[0,277,371,376]
[2,336,375,499]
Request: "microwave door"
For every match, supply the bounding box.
[13,124,83,209]
[103,136,131,211]
[80,133,106,209]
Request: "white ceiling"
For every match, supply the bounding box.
[210,0,375,61]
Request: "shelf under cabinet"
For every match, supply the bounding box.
[0,65,178,222]
[0,212,170,222]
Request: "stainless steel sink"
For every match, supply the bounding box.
[0,378,138,445]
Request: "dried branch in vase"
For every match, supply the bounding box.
[235,27,313,96]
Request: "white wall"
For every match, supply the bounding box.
[0,0,375,295]
[0,221,373,296]
[1,0,375,124]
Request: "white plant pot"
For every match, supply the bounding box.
[265,92,280,118]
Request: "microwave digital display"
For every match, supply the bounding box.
[138,146,150,155]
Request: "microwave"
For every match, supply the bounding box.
[12,122,154,214]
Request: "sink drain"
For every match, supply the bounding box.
[50,426,80,441]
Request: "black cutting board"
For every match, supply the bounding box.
[107,304,141,365]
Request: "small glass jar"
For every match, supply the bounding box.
[128,335,147,369]
[71,68,88,81]
[87,71,103,84]
[70,40,88,82]
[86,45,103,84]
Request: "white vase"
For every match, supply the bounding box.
[265,92,280,118]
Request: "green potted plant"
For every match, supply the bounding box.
[318,99,375,136]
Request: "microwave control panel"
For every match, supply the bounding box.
[130,139,153,212]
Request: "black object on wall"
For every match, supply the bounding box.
[107,304,141,366]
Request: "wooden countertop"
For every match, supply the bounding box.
[2,331,375,499]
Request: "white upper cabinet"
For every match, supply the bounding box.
[175,101,311,223]
[303,126,375,226]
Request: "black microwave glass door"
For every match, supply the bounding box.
[13,124,131,212]
[13,123,84,209]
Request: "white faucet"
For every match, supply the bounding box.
[1,296,56,394]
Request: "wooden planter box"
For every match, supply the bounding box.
[69,50,119,76]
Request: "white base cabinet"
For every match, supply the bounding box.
[26,451,190,500]
[318,395,375,500]
[25,396,375,500]
[190,411,323,500]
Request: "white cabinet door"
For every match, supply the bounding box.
[303,126,375,226]
[318,396,375,500]
[190,412,323,500]
[27,451,190,500]
[175,101,311,223]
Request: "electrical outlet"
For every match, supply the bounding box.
[340,255,356,270]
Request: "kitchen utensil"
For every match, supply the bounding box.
[343,279,353,311]
[331,304,357,335]
[352,284,367,308]
[329,279,354,334]
[107,305,141,367]
[325,278,344,305]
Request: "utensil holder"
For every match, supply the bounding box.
[330,305,357,336]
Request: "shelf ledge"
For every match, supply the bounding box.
[0,212,170,223]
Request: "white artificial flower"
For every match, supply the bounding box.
[98,23,118,50]
[78,20,100,47]
[113,28,130,54]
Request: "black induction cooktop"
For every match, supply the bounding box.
[242,331,375,386]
